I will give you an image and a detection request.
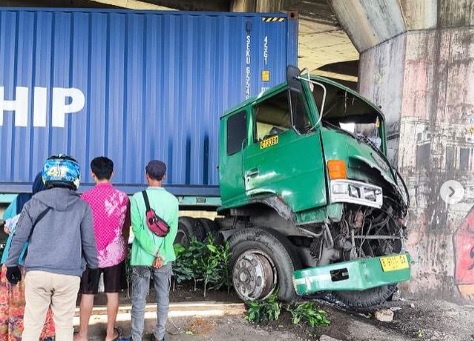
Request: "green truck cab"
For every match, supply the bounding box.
[217,66,410,308]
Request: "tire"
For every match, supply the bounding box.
[183,216,206,241]
[229,227,301,302]
[332,284,398,309]
[175,217,202,246]
[195,217,218,240]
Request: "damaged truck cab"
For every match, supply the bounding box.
[218,66,410,308]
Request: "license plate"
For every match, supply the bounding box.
[260,135,278,149]
[380,254,409,272]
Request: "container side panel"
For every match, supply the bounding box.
[0,9,297,195]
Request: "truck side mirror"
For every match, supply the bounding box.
[286,65,302,93]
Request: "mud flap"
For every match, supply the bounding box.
[293,253,411,295]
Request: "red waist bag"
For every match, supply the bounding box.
[142,190,169,237]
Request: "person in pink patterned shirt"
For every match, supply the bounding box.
[75,157,130,341]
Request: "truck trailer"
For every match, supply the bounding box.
[0,8,410,308]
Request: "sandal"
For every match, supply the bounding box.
[105,327,122,341]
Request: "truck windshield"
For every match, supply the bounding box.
[253,89,311,142]
[310,78,384,150]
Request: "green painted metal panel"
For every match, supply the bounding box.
[242,130,326,212]
[293,253,411,295]
[219,81,327,212]
[218,110,249,209]
[295,203,344,225]
[177,196,221,207]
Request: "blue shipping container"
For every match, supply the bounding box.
[0,8,298,196]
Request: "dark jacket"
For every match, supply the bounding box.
[5,187,98,276]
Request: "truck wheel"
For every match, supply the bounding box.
[175,217,202,246]
[332,284,397,309]
[195,217,218,239]
[229,227,301,302]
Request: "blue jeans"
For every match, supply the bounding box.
[130,263,172,340]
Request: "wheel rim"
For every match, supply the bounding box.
[232,250,276,300]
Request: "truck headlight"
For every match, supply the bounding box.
[330,180,383,208]
[332,183,348,195]
[348,185,360,198]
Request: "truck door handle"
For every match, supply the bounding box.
[246,168,259,177]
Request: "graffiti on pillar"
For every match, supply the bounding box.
[454,207,474,300]
[400,114,474,299]
[461,112,474,124]
[462,112,474,141]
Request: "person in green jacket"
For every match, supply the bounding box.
[129,160,178,341]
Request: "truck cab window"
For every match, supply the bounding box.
[289,90,311,134]
[227,111,247,155]
[313,84,383,150]
[253,91,291,142]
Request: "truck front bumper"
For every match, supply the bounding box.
[293,253,411,295]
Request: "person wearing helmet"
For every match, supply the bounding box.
[0,172,55,341]
[4,154,98,341]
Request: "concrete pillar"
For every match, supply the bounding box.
[330,0,474,301]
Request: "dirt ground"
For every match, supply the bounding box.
[84,284,474,341]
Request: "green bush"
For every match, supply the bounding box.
[173,238,205,291]
[173,236,232,297]
[245,292,281,325]
[202,236,231,295]
[245,297,331,329]
[286,302,330,327]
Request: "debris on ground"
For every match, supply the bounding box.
[374,308,394,322]
[82,289,474,341]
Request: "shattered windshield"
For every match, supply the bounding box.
[309,77,384,150]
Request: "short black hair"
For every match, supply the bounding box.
[91,156,114,180]
[145,160,166,181]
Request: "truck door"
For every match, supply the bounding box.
[219,110,248,207]
[242,88,327,212]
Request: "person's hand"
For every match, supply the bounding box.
[6,266,21,285]
[0,220,8,234]
[153,256,163,269]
